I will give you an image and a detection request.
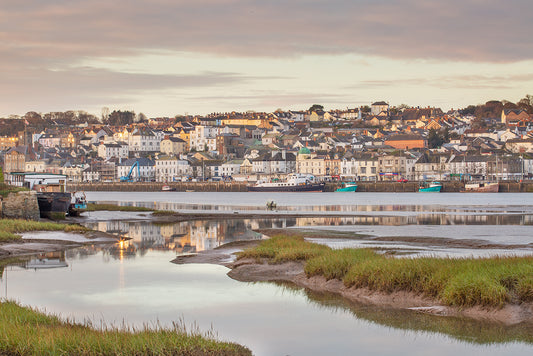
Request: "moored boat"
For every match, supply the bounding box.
[37,192,72,218]
[418,181,442,192]
[162,185,176,191]
[335,182,358,192]
[68,192,87,217]
[247,174,325,192]
[462,182,499,193]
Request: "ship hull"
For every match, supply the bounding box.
[463,182,499,193]
[68,202,87,217]
[247,183,325,192]
[418,186,442,193]
[336,184,358,192]
[37,192,71,219]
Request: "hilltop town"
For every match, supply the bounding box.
[1,97,533,184]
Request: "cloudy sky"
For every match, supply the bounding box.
[1,0,533,117]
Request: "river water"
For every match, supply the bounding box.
[1,192,533,355]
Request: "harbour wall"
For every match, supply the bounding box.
[68,181,533,193]
[0,191,40,220]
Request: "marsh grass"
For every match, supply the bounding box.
[86,203,154,212]
[0,219,89,242]
[238,234,328,263]
[0,183,28,197]
[0,301,251,356]
[239,234,533,308]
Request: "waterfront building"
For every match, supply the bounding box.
[155,156,191,182]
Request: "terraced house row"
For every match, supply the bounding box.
[1,100,533,183]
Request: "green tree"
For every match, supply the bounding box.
[106,110,136,126]
[428,129,444,148]
[518,94,533,114]
[397,103,411,110]
[360,105,371,113]
[309,104,324,112]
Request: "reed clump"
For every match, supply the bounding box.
[238,234,329,263]
[239,234,533,308]
[0,301,251,355]
[0,219,89,242]
[86,203,154,212]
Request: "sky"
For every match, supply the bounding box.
[1,0,533,118]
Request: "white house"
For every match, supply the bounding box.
[340,155,379,181]
[220,159,243,177]
[371,101,389,116]
[155,156,191,182]
[252,151,296,174]
[128,128,161,152]
[190,125,217,151]
[97,142,129,160]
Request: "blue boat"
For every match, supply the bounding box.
[336,182,358,192]
[68,192,87,216]
[418,181,442,192]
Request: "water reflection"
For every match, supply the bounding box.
[298,287,533,345]
[83,219,266,258]
[25,251,68,269]
[2,249,533,356]
[102,199,533,215]
[81,213,532,260]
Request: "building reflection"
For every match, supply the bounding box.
[84,219,267,258]
[24,251,68,270]
[82,211,530,259]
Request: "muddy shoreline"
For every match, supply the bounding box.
[172,228,533,325]
[0,230,120,259]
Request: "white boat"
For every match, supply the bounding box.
[247,174,325,192]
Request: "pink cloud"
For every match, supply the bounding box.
[2,0,532,62]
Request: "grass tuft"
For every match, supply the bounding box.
[0,219,89,242]
[238,234,328,263]
[238,234,533,308]
[0,301,251,355]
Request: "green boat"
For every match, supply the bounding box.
[418,181,442,192]
[336,182,358,192]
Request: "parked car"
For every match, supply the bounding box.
[397,178,408,183]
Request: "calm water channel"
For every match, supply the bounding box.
[1,192,533,355]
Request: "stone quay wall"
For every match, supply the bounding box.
[1,191,40,220]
